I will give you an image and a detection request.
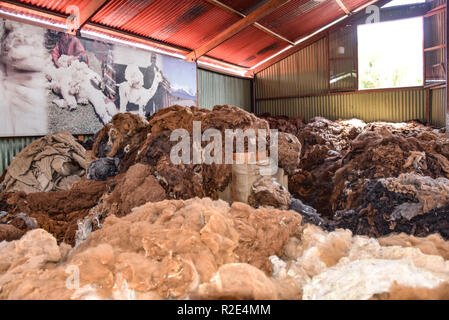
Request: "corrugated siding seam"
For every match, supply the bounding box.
[198,68,251,111]
[0,137,39,176]
[255,38,328,99]
[431,87,447,127]
[255,88,428,124]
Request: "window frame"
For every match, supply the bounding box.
[326,1,439,93]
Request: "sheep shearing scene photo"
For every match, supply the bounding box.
[0,19,197,137]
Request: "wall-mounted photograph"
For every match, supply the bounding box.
[0,19,197,137]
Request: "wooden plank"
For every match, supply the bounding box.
[77,0,109,29]
[185,0,291,62]
[203,0,294,45]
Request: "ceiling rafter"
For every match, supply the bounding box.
[203,0,294,45]
[77,0,110,29]
[185,0,291,62]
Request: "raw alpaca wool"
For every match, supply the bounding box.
[0,178,111,245]
[379,233,449,260]
[91,105,301,200]
[0,198,302,300]
[380,173,449,217]
[92,163,166,217]
[330,176,449,239]
[46,55,118,124]
[331,127,449,212]
[289,118,366,215]
[258,113,305,137]
[277,132,301,176]
[92,112,149,164]
[372,282,449,300]
[248,177,291,210]
[0,224,24,242]
[289,198,327,227]
[270,225,449,300]
[4,201,449,300]
[0,19,48,136]
[289,118,449,216]
[87,157,121,181]
[0,131,87,194]
[192,263,301,300]
[139,105,302,200]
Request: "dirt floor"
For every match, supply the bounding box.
[47,92,104,135]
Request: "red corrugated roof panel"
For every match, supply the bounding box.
[259,0,374,42]
[6,0,378,70]
[12,0,92,14]
[91,0,241,50]
[207,25,289,67]
[219,0,265,13]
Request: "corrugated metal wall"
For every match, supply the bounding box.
[256,88,426,123]
[431,87,447,127]
[0,137,39,176]
[255,37,446,127]
[256,38,328,98]
[198,68,251,111]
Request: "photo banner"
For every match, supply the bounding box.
[0,18,198,137]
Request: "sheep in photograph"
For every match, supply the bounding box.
[46,55,118,124]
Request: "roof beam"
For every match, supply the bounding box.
[203,0,294,45]
[335,0,351,15]
[185,0,291,62]
[75,0,109,29]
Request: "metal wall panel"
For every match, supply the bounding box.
[256,88,427,124]
[198,68,251,111]
[256,38,328,99]
[0,137,39,176]
[431,87,447,127]
[255,36,447,126]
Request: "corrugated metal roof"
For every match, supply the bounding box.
[259,0,373,41]
[91,0,240,50]
[259,0,344,41]
[14,0,92,14]
[219,0,266,13]
[208,25,289,67]
[6,0,379,70]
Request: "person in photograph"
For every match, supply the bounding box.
[143,53,170,116]
[52,32,88,68]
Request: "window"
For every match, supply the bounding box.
[329,26,358,91]
[423,4,447,86]
[358,17,424,89]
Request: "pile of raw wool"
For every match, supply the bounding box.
[258,113,305,137]
[0,198,302,300]
[0,178,112,244]
[0,131,87,194]
[332,174,449,239]
[0,105,304,244]
[331,124,449,212]
[287,117,448,216]
[91,105,302,200]
[2,199,449,300]
[288,117,366,215]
